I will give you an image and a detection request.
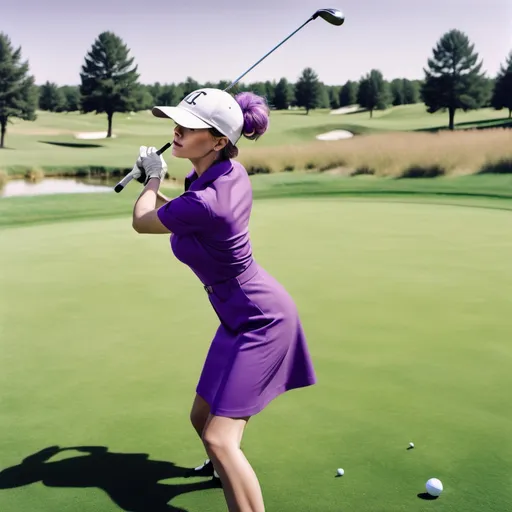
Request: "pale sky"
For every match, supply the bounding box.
[3,0,511,86]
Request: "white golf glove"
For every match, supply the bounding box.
[131,158,147,185]
[139,146,167,184]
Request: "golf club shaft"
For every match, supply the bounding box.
[114,14,318,193]
[224,17,314,91]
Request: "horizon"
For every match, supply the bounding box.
[3,0,511,87]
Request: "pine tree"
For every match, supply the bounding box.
[0,33,38,148]
[79,32,139,137]
[273,78,293,110]
[357,70,391,118]
[294,67,321,114]
[491,51,512,118]
[421,29,489,130]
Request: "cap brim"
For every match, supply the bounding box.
[152,106,212,129]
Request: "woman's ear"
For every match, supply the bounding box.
[213,136,229,151]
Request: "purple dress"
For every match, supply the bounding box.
[157,159,316,417]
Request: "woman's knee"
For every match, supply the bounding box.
[202,426,231,456]
[201,415,248,456]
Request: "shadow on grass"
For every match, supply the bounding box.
[417,492,439,501]
[415,117,512,133]
[38,141,104,148]
[0,445,219,512]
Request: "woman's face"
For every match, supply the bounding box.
[172,123,228,159]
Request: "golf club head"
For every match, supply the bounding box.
[313,8,345,26]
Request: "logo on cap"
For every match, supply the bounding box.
[184,91,207,106]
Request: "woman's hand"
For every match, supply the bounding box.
[139,146,168,183]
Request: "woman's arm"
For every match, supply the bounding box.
[156,189,171,208]
[132,178,171,234]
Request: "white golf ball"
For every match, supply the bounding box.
[409,442,415,448]
[336,468,344,476]
[426,478,443,497]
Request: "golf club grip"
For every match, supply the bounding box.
[113,142,172,193]
[157,142,172,155]
[114,167,137,193]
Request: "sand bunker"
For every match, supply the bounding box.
[330,106,360,115]
[75,132,117,139]
[316,130,354,141]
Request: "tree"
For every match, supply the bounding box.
[421,29,489,130]
[0,33,38,148]
[133,84,154,111]
[273,78,293,109]
[294,67,321,114]
[482,77,495,107]
[491,51,512,118]
[152,84,184,106]
[390,78,406,105]
[329,86,341,109]
[339,80,359,107]
[79,32,139,138]
[180,77,201,97]
[403,79,420,104]
[357,69,391,118]
[264,80,276,107]
[390,78,420,105]
[39,81,66,112]
[248,82,268,99]
[60,86,80,112]
[318,84,331,109]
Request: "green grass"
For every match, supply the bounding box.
[1,195,511,512]
[1,174,512,229]
[0,105,509,177]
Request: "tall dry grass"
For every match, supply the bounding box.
[0,170,8,190]
[238,128,512,178]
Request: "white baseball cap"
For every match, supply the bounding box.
[152,88,244,145]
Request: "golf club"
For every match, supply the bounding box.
[114,7,345,193]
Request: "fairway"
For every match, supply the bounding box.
[1,197,511,511]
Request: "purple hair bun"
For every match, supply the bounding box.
[235,92,270,140]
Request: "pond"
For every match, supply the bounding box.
[0,178,115,198]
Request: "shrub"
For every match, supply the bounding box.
[478,159,512,175]
[398,164,446,179]
[25,168,45,182]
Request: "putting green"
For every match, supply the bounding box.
[1,198,511,511]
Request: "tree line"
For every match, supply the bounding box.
[0,29,511,148]
[34,74,422,114]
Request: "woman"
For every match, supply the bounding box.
[132,88,317,512]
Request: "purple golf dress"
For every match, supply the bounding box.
[156,159,317,417]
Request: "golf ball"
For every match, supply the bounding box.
[336,468,344,476]
[409,442,415,448]
[426,478,443,497]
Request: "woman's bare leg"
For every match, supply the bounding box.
[190,393,211,438]
[202,414,264,512]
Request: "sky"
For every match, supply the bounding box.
[3,0,511,87]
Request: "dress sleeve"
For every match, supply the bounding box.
[157,192,211,235]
